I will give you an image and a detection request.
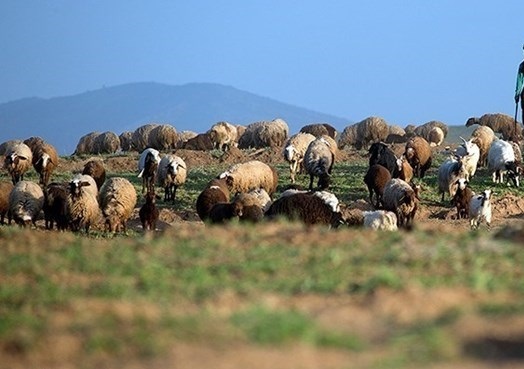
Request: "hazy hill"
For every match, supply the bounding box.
[0,82,350,154]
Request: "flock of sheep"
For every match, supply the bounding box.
[0,112,522,233]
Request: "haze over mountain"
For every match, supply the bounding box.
[0,82,350,155]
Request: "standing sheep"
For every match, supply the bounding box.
[354,116,389,150]
[156,154,187,203]
[196,178,230,222]
[283,132,316,183]
[132,124,159,153]
[138,148,161,194]
[149,124,178,151]
[218,160,278,196]
[438,155,468,202]
[99,177,138,233]
[43,182,69,231]
[382,178,419,229]
[304,137,335,191]
[139,190,159,231]
[404,136,432,178]
[338,123,358,150]
[74,132,99,155]
[470,126,496,167]
[487,139,521,187]
[208,121,238,151]
[82,159,106,190]
[466,113,522,141]
[66,177,100,233]
[93,131,120,154]
[368,142,399,177]
[32,142,59,187]
[396,155,413,183]
[469,189,492,230]
[119,131,134,152]
[8,180,44,227]
[451,178,474,220]
[0,181,14,224]
[455,137,480,181]
[4,142,33,185]
[363,164,392,208]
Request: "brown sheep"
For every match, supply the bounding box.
[0,181,14,224]
[182,133,214,151]
[139,190,159,231]
[404,136,432,178]
[32,142,59,186]
[82,159,106,190]
[466,113,522,141]
[299,123,338,139]
[363,164,392,208]
[196,178,230,222]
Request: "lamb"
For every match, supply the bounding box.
[4,142,33,185]
[182,133,214,151]
[368,142,399,177]
[137,148,161,194]
[208,121,238,151]
[43,182,69,230]
[362,210,398,231]
[299,123,338,139]
[404,136,432,178]
[413,121,449,142]
[156,154,187,203]
[231,192,265,223]
[139,190,159,231]
[208,201,244,224]
[487,139,521,187]
[466,113,522,141]
[66,176,100,233]
[283,132,316,183]
[354,116,389,150]
[428,126,445,147]
[238,118,289,149]
[82,159,106,190]
[455,137,480,181]
[303,137,335,190]
[31,142,59,187]
[0,181,14,224]
[469,189,492,230]
[265,191,347,228]
[382,178,419,229]
[196,178,230,222]
[98,177,138,233]
[93,131,120,154]
[451,178,474,220]
[119,131,134,152]
[73,132,99,155]
[363,164,392,208]
[438,155,468,202]
[218,160,278,196]
[8,180,44,227]
[470,126,496,167]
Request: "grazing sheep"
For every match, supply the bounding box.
[66,176,100,233]
[99,177,138,233]
[196,178,230,222]
[338,123,358,149]
[438,155,468,202]
[82,159,106,190]
[245,188,272,212]
[487,139,521,187]
[368,142,399,177]
[182,133,214,151]
[396,155,413,183]
[31,141,59,187]
[355,116,389,150]
[4,142,33,185]
[304,137,335,190]
[283,132,316,183]
[150,124,178,151]
[454,137,480,181]
[238,118,289,149]
[0,181,14,224]
[466,113,522,141]
[93,131,120,154]
[139,190,159,231]
[218,160,278,196]
[8,180,44,227]
[363,210,398,231]
[363,164,392,208]
[451,178,474,220]
[231,193,265,223]
[414,121,449,142]
[138,148,161,194]
[208,121,238,151]
[470,126,496,167]
[428,126,445,147]
[299,123,338,139]
[119,131,134,152]
[469,189,492,230]
[43,182,69,230]
[74,132,100,155]
[265,191,346,228]
[156,154,187,203]
[404,136,432,178]
[175,130,198,149]
[382,178,419,229]
[132,124,159,152]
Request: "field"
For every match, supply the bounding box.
[2,127,524,369]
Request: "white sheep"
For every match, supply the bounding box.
[469,189,492,230]
[470,126,496,167]
[283,132,316,183]
[218,160,278,196]
[8,180,44,227]
[238,119,289,149]
[156,154,187,203]
[363,210,398,231]
[208,121,238,151]
[4,142,33,185]
[71,173,98,199]
[438,155,468,202]
[66,176,101,233]
[382,178,419,228]
[99,177,138,233]
[487,139,521,187]
[138,148,161,194]
[455,137,480,181]
[304,137,335,190]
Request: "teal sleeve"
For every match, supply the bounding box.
[516,71,524,98]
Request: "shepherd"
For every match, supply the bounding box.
[514,44,524,128]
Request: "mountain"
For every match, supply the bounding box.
[0,82,350,154]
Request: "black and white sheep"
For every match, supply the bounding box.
[466,113,522,141]
[382,178,419,229]
[208,121,238,151]
[451,178,474,220]
[43,182,69,231]
[218,160,278,196]
[469,189,492,230]
[139,190,159,231]
[156,154,187,203]
[404,136,432,178]
[368,142,399,177]
[8,180,44,227]
[437,155,468,202]
[487,139,521,187]
[82,159,106,190]
[4,142,33,185]
[283,132,316,183]
[0,181,14,225]
[363,164,392,208]
[66,177,100,233]
[138,148,161,194]
[303,137,335,190]
[99,177,138,233]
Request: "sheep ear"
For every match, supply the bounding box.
[18,155,28,161]
[80,181,91,187]
[178,163,186,169]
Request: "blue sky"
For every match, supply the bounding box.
[1,1,523,127]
